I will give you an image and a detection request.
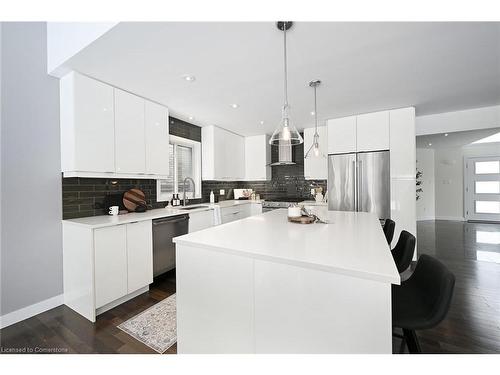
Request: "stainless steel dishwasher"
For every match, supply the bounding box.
[152,214,189,277]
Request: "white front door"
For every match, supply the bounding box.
[465,156,500,222]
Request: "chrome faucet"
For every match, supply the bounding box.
[182,177,195,206]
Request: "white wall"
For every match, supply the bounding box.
[416,105,500,136]
[1,23,63,319]
[416,148,435,220]
[47,22,117,77]
[434,147,464,220]
[433,142,500,220]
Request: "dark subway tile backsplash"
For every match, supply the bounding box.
[62,121,327,219]
[62,177,164,219]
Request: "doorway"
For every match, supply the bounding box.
[465,156,500,222]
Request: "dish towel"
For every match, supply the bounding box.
[212,205,222,226]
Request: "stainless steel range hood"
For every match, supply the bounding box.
[270,139,296,166]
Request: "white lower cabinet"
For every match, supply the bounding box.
[188,209,215,233]
[126,221,153,293]
[94,225,128,308]
[63,219,153,322]
[220,203,262,224]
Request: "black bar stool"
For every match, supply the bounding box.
[391,230,415,273]
[392,254,455,353]
[383,219,395,245]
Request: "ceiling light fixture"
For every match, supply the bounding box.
[188,116,194,121]
[305,80,325,159]
[230,103,239,109]
[182,75,196,82]
[310,111,315,116]
[260,120,265,125]
[428,143,432,146]
[444,133,449,137]
[269,21,303,146]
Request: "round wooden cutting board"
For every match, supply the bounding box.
[123,188,146,212]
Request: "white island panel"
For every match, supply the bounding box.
[176,244,255,353]
[254,259,391,353]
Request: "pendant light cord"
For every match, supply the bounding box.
[313,84,318,136]
[283,23,288,108]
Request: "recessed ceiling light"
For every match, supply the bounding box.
[188,116,194,121]
[444,133,449,136]
[260,120,265,125]
[182,75,196,82]
[230,103,239,109]
[310,111,315,116]
[428,143,432,146]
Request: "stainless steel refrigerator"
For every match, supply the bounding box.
[328,151,390,219]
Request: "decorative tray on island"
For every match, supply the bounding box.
[287,215,316,224]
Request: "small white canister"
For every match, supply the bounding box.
[288,205,302,218]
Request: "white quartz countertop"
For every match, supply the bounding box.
[63,200,262,228]
[174,209,400,284]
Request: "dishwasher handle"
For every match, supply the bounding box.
[152,215,189,226]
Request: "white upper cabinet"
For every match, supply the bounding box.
[114,89,146,174]
[304,126,328,180]
[327,116,357,154]
[389,107,416,179]
[145,100,169,175]
[356,111,390,152]
[60,72,115,173]
[60,72,170,178]
[202,125,245,180]
[245,135,271,181]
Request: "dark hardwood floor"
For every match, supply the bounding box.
[0,271,177,354]
[393,220,500,354]
[1,220,499,354]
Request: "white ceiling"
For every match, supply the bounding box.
[62,22,500,136]
[416,127,500,148]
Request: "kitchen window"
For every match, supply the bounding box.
[157,135,201,201]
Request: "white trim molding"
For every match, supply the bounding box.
[0,294,63,329]
[434,216,466,221]
[417,216,436,221]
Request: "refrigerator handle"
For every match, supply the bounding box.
[358,160,362,212]
[353,159,357,212]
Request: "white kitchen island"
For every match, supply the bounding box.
[173,209,400,354]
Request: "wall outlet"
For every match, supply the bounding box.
[219,189,225,195]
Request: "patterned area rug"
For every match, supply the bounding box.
[118,294,176,353]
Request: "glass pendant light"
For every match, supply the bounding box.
[305,79,325,159]
[269,21,303,146]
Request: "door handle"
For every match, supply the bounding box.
[357,160,362,212]
[353,160,357,212]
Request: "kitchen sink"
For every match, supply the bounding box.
[178,205,210,210]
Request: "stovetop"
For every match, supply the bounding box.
[264,197,304,203]
[262,197,305,208]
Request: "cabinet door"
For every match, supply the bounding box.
[114,89,146,174]
[304,126,328,179]
[213,127,228,179]
[327,116,357,154]
[245,135,271,181]
[189,210,214,233]
[94,225,127,308]
[356,111,390,152]
[390,107,416,179]
[145,101,169,175]
[68,73,115,173]
[126,220,153,293]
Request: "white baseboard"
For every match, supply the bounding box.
[0,294,63,329]
[434,216,465,221]
[417,216,435,221]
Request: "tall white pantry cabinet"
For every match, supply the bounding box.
[327,107,416,248]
